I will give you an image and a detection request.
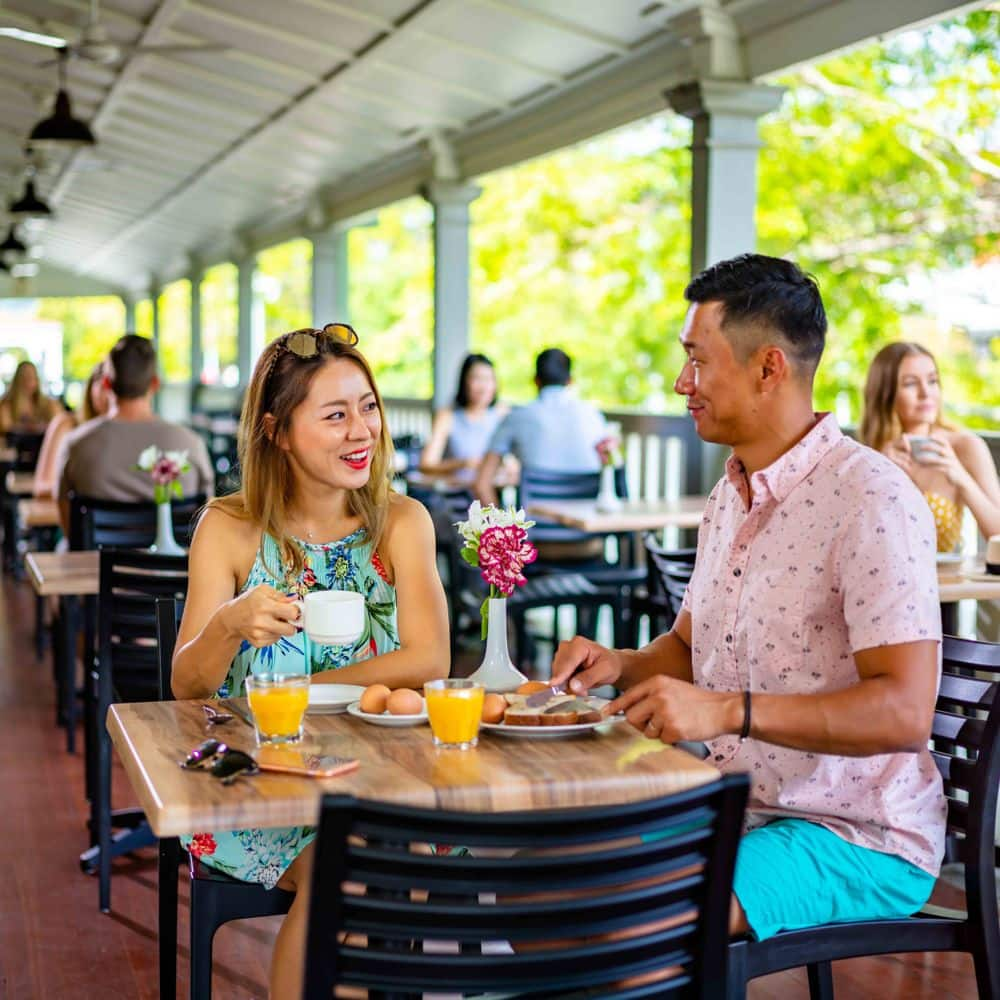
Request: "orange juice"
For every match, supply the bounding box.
[246,674,309,743]
[425,682,484,748]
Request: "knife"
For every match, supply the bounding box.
[524,685,567,707]
[219,698,255,728]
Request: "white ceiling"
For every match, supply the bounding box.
[0,0,984,298]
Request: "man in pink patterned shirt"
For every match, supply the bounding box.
[552,254,945,941]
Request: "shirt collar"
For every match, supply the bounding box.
[724,413,843,505]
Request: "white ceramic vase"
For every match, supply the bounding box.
[465,597,528,693]
[151,500,185,556]
[595,464,622,513]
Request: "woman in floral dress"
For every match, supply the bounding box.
[172,324,449,998]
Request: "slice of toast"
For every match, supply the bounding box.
[502,694,606,726]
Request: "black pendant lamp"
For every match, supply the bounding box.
[29,49,96,149]
[9,178,53,220]
[0,226,27,262]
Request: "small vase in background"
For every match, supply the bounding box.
[596,463,622,513]
[466,597,528,693]
[151,500,185,555]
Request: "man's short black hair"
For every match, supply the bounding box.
[108,334,157,399]
[684,253,827,376]
[535,348,571,387]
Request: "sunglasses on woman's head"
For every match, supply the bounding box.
[284,323,359,359]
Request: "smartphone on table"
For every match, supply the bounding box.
[253,744,360,778]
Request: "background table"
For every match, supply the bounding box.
[527,496,707,534]
[18,497,59,529]
[108,700,719,837]
[27,550,99,596]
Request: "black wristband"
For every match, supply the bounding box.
[739,689,752,741]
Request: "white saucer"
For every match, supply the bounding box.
[346,701,428,727]
[936,552,965,566]
[962,571,1000,583]
[307,684,366,714]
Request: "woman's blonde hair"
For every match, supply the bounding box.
[209,326,396,583]
[80,361,106,423]
[2,360,50,425]
[861,342,954,452]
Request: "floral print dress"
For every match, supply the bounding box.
[181,528,398,889]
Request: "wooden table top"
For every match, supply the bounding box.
[107,699,720,838]
[528,496,707,533]
[26,550,99,596]
[4,470,34,495]
[938,560,1000,604]
[17,497,59,528]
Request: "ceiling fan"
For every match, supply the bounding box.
[0,0,228,66]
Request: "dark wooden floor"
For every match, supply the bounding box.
[0,574,980,998]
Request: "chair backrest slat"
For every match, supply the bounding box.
[69,494,205,551]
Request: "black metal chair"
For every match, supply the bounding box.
[1,429,46,573]
[629,536,697,645]
[5,428,45,471]
[155,597,294,1000]
[88,548,189,913]
[727,634,1000,999]
[303,774,750,998]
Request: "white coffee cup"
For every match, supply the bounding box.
[907,435,938,463]
[986,535,1000,577]
[298,590,365,645]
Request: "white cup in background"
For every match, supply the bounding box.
[907,435,938,463]
[298,590,365,645]
[986,535,1000,577]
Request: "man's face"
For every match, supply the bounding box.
[673,301,759,446]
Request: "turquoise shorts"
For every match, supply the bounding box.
[734,818,935,941]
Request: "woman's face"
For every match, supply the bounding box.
[89,370,110,416]
[464,362,496,409]
[17,363,39,395]
[281,357,382,492]
[894,353,941,429]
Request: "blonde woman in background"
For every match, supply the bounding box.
[861,341,1000,552]
[0,359,62,435]
[33,361,110,498]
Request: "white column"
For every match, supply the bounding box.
[665,79,784,274]
[424,181,481,411]
[122,296,136,332]
[310,228,349,325]
[189,266,203,385]
[237,255,258,386]
[150,286,161,351]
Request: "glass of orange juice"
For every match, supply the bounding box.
[245,673,310,745]
[424,679,485,750]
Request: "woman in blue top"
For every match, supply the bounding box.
[420,352,508,477]
[172,323,449,998]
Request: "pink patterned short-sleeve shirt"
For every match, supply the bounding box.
[682,413,946,875]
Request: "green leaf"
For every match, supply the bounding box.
[480,596,489,641]
[460,547,480,567]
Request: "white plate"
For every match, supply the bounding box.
[346,700,428,727]
[961,571,1000,583]
[307,684,366,715]
[480,715,627,738]
[936,553,965,565]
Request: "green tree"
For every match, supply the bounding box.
[258,239,311,342]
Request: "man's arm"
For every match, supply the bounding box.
[610,639,939,755]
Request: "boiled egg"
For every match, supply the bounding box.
[386,688,424,716]
[359,683,391,715]
[481,693,507,724]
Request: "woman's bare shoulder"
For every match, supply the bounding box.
[193,504,259,554]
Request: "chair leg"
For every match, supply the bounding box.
[159,838,180,1000]
[97,728,112,913]
[189,882,218,1000]
[725,940,749,1000]
[807,960,835,999]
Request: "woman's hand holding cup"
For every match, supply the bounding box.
[221,585,301,648]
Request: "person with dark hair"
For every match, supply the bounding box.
[861,341,1000,552]
[54,334,213,533]
[552,253,945,944]
[419,353,508,476]
[473,347,607,505]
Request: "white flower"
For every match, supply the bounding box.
[164,449,191,471]
[136,445,159,471]
[454,501,534,543]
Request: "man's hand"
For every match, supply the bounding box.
[608,675,743,743]
[550,636,624,694]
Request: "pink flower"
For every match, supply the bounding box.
[478,524,537,596]
[151,456,181,485]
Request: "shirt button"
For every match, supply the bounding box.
[733,568,742,577]
[725,633,733,643]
